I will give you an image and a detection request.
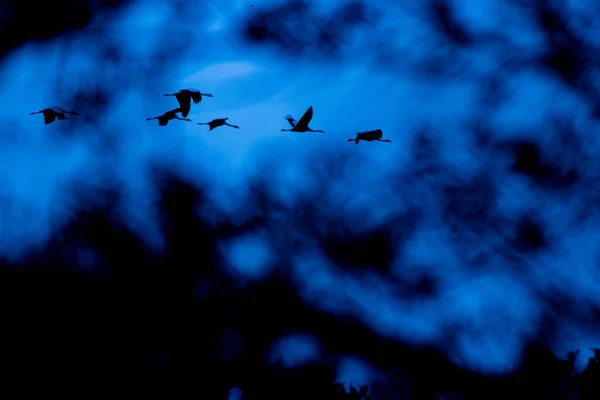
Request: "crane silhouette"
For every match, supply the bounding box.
[29,106,78,125]
[146,108,192,126]
[348,129,391,144]
[281,106,324,132]
[163,88,213,117]
[197,118,240,131]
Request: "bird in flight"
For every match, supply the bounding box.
[146,108,192,126]
[281,106,324,132]
[348,129,391,144]
[29,106,78,125]
[163,88,213,117]
[197,118,240,131]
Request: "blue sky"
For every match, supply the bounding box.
[1,0,600,390]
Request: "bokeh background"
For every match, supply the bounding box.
[1,0,600,398]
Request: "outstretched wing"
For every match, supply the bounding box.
[175,92,192,117]
[358,129,383,140]
[190,91,202,104]
[296,106,313,129]
[284,114,296,127]
[165,108,183,118]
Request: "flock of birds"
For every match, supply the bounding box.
[29,88,393,144]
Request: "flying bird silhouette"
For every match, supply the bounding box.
[163,88,213,117]
[281,106,324,132]
[29,106,78,125]
[348,129,391,144]
[146,108,192,126]
[197,118,240,131]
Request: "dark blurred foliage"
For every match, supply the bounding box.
[2,0,600,399]
[242,0,376,58]
[428,0,472,47]
[1,164,599,398]
[242,357,374,399]
[0,0,132,59]
[521,0,600,115]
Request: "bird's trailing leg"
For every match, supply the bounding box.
[224,122,240,129]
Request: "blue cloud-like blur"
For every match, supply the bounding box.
[268,333,321,367]
[222,231,276,281]
[1,0,600,387]
[336,356,383,392]
[228,386,243,400]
